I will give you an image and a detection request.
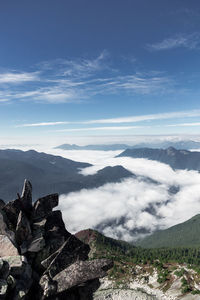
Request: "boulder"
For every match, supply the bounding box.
[15,211,32,246]
[0,235,19,257]
[43,211,71,255]
[40,252,58,270]
[39,275,57,299]
[7,275,16,289]
[44,235,90,278]
[0,199,5,209]
[32,219,47,238]
[0,279,7,299]
[0,260,9,280]
[52,259,113,295]
[33,194,58,221]
[3,256,26,276]
[0,259,4,271]
[0,211,15,243]
[0,180,112,299]
[28,236,45,253]
[2,199,23,229]
[0,210,10,235]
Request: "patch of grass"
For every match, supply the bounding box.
[191,290,200,295]
[174,268,185,277]
[181,277,191,294]
[157,269,169,284]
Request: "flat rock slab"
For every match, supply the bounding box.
[53,259,113,294]
[0,235,19,257]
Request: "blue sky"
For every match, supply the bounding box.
[1,0,200,145]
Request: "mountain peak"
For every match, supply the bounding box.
[118,147,200,171]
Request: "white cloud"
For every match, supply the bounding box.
[39,50,109,78]
[148,33,200,51]
[15,109,200,127]
[0,72,40,83]
[81,109,200,124]
[0,52,174,104]
[58,178,169,241]
[167,122,200,127]
[2,141,199,242]
[15,121,72,128]
[16,86,79,104]
[52,126,144,132]
[56,150,200,241]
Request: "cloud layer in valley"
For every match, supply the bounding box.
[56,150,200,242]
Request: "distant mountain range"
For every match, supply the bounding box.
[55,143,129,151]
[55,140,200,151]
[117,147,200,171]
[0,149,134,201]
[136,214,200,248]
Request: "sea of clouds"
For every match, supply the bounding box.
[49,149,200,242]
[1,142,200,242]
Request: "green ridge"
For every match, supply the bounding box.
[136,214,200,248]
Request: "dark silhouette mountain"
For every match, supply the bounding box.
[56,140,200,151]
[117,147,200,170]
[136,214,200,248]
[0,149,134,201]
[129,140,200,150]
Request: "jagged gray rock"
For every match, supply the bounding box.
[21,179,32,213]
[32,219,46,238]
[39,275,56,299]
[0,180,112,299]
[7,275,16,289]
[0,279,7,298]
[2,198,23,228]
[33,194,58,221]
[3,256,25,276]
[0,210,15,242]
[53,259,113,294]
[16,211,32,246]
[0,235,19,257]
[0,259,4,271]
[0,260,9,280]
[28,236,45,253]
[0,200,5,209]
[44,235,90,278]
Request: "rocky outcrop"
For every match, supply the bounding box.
[0,180,112,299]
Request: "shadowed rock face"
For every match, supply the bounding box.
[0,180,113,299]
